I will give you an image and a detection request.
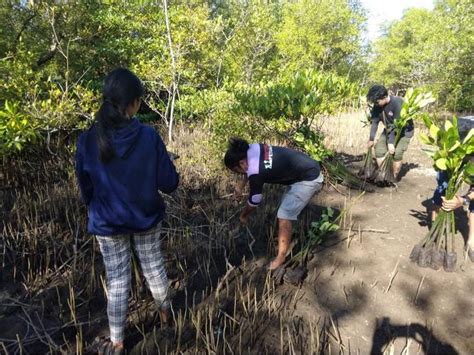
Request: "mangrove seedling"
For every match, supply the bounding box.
[410,116,474,272]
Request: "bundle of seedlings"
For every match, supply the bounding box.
[358,112,378,181]
[374,88,435,184]
[410,116,474,272]
[358,145,378,181]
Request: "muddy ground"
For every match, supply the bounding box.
[128,143,474,354]
[1,132,473,354]
[293,146,474,354]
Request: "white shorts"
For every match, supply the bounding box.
[277,174,324,221]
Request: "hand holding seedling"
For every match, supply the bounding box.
[441,196,463,212]
[367,140,374,148]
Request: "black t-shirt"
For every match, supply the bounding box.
[369,95,413,144]
[246,144,321,206]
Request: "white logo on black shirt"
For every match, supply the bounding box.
[263,144,273,169]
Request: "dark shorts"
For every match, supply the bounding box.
[432,171,474,212]
[375,133,411,161]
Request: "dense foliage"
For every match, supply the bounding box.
[1,0,471,155]
[369,0,474,111]
[235,70,367,189]
[420,116,473,187]
[0,0,367,155]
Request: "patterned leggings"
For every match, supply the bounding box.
[96,223,169,343]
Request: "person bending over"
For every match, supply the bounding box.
[366,85,412,180]
[224,138,323,270]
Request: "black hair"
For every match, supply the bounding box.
[96,68,144,163]
[367,85,388,104]
[224,137,249,169]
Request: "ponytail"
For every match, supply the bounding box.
[95,68,144,163]
[96,100,127,163]
[224,137,249,169]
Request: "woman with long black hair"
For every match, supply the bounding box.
[75,68,179,354]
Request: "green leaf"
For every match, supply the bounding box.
[444,119,453,131]
[463,162,474,176]
[429,124,439,139]
[327,207,334,217]
[422,115,432,128]
[462,129,473,144]
[435,158,447,170]
[448,141,460,152]
[419,133,433,145]
[421,148,436,158]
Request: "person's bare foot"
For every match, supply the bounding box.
[113,342,124,353]
[268,255,286,270]
[160,307,171,327]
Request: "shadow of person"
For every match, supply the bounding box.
[409,208,430,228]
[409,198,432,228]
[398,162,420,181]
[370,317,458,354]
[453,208,470,245]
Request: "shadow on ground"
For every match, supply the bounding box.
[409,198,470,242]
[398,162,420,181]
[370,317,458,354]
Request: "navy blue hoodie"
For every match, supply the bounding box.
[75,118,179,236]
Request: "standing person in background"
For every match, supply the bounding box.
[224,138,323,270]
[366,85,413,180]
[75,68,179,354]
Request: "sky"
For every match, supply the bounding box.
[360,0,434,42]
